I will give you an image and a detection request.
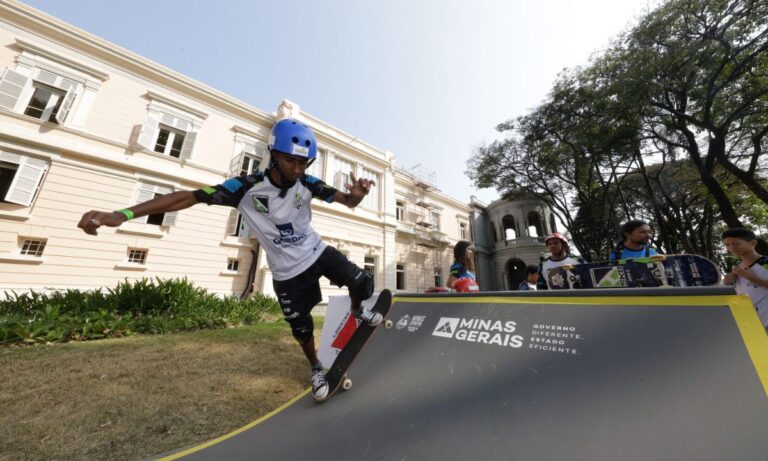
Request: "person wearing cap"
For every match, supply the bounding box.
[77,118,381,401]
[538,232,585,290]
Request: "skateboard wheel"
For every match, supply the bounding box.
[384,319,393,329]
[342,378,352,390]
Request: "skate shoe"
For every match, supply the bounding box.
[311,368,328,401]
[352,308,383,327]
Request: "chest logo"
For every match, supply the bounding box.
[292,191,303,210]
[253,195,269,214]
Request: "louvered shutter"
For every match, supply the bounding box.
[4,156,47,206]
[180,131,197,160]
[0,67,29,110]
[132,183,157,223]
[137,114,160,150]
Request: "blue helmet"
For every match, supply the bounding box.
[268,118,317,160]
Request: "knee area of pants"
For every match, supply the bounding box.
[348,270,374,300]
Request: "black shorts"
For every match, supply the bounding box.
[272,245,359,321]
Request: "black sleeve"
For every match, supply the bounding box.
[301,174,337,203]
[193,173,262,208]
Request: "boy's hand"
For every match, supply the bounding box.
[78,211,128,235]
[345,171,374,200]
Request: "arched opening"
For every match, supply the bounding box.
[490,221,497,243]
[527,211,543,238]
[505,258,527,290]
[502,214,517,241]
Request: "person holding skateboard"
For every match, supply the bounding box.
[77,118,383,401]
[447,240,479,292]
[608,220,660,261]
[538,232,584,289]
[722,228,768,331]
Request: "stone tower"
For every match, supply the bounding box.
[470,193,557,291]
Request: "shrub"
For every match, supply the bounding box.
[0,278,280,345]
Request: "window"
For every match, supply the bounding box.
[227,258,240,272]
[24,83,66,124]
[396,264,405,290]
[396,201,405,221]
[0,68,77,125]
[127,248,148,264]
[0,151,48,206]
[459,222,467,240]
[133,183,177,226]
[137,111,198,161]
[227,210,250,238]
[364,256,375,286]
[306,150,323,179]
[332,155,354,190]
[240,154,261,176]
[359,168,380,211]
[434,267,442,287]
[153,124,186,158]
[20,238,46,257]
[230,140,266,177]
[431,212,441,231]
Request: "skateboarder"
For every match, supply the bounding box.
[77,118,383,401]
[608,220,660,261]
[722,228,768,331]
[447,240,477,289]
[538,232,584,289]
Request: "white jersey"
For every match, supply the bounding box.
[541,256,582,289]
[194,170,337,281]
[733,256,768,328]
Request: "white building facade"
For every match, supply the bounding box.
[0,0,471,300]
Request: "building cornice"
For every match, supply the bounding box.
[14,37,110,81]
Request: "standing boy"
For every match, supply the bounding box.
[78,118,382,400]
[538,233,584,289]
[722,228,768,331]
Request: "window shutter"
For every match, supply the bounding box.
[132,183,156,223]
[4,157,47,206]
[226,209,239,236]
[0,67,29,110]
[161,211,177,227]
[137,114,160,150]
[229,151,245,176]
[180,131,197,160]
[54,88,76,124]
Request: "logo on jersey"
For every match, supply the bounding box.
[292,191,303,210]
[273,223,308,246]
[253,195,269,214]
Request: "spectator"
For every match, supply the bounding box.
[609,220,660,261]
[447,240,477,288]
[518,264,539,291]
[722,228,768,331]
[538,232,585,289]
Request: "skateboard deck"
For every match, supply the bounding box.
[318,289,393,402]
[549,254,720,289]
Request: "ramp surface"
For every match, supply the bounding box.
[161,287,768,461]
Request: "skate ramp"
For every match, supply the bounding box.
[159,287,768,461]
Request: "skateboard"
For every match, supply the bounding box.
[548,254,720,289]
[318,289,393,402]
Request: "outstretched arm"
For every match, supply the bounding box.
[78,190,199,235]
[333,171,374,208]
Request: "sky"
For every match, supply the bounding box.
[23,0,652,205]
